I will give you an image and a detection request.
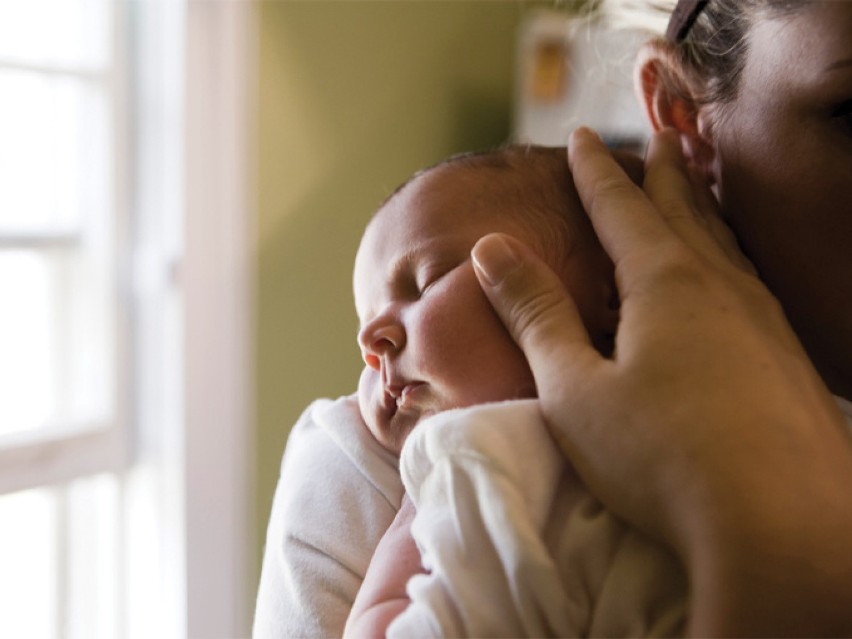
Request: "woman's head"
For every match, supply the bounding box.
[623,0,852,397]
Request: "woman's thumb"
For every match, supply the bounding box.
[471,233,598,391]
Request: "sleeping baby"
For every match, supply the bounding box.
[346,145,687,638]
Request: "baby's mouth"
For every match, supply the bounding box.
[385,382,424,413]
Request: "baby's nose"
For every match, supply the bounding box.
[358,316,405,369]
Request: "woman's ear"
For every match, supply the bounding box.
[634,41,716,182]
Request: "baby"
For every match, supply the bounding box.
[349,146,686,637]
[355,145,618,455]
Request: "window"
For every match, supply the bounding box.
[0,1,131,637]
[0,0,124,467]
[0,2,254,636]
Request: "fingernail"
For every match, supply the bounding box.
[570,126,602,146]
[472,234,521,286]
[568,128,602,167]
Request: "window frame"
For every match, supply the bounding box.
[0,1,256,636]
[0,0,132,497]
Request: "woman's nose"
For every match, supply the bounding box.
[358,314,406,370]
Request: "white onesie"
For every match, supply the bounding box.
[391,399,686,638]
[253,395,403,638]
[255,394,852,638]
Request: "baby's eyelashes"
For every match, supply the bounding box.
[415,259,466,295]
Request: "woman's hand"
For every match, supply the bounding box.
[344,493,423,638]
[471,127,852,636]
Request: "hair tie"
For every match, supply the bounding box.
[665,0,709,42]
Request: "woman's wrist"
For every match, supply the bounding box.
[677,422,852,636]
[687,512,852,637]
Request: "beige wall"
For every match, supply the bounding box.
[255,1,546,565]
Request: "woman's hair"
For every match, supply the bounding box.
[604,0,809,106]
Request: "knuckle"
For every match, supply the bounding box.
[637,243,787,323]
[590,174,640,209]
[628,242,707,288]
[657,197,701,225]
[511,286,571,346]
[740,273,784,313]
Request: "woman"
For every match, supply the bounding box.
[472,0,852,634]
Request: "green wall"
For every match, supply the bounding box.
[256,0,549,568]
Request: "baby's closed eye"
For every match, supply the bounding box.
[416,259,467,295]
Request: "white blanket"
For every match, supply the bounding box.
[254,395,404,638]
[389,399,687,638]
[255,394,852,638]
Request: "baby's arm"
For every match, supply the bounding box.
[343,494,424,639]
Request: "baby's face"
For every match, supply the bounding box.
[354,168,540,454]
[354,166,613,455]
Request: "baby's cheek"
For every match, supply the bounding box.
[358,367,380,421]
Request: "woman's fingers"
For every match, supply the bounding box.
[685,166,758,275]
[568,127,674,270]
[643,130,749,271]
[570,127,756,277]
[471,233,602,400]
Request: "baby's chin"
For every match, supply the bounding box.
[371,407,427,457]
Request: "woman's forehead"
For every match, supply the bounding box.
[745,1,852,74]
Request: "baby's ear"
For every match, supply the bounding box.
[634,40,716,183]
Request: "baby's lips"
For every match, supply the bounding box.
[384,383,404,399]
[379,386,398,421]
[397,382,425,409]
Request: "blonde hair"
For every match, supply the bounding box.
[601,0,809,105]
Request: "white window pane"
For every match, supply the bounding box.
[0,476,120,639]
[65,245,115,430]
[66,474,119,639]
[0,249,113,437]
[0,0,111,70]
[0,69,110,233]
[0,487,59,639]
[0,251,58,435]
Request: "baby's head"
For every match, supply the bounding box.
[354,145,618,455]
